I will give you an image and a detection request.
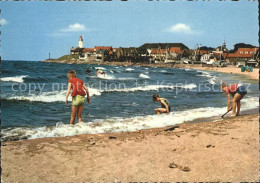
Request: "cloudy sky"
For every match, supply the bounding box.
[1,1,258,61]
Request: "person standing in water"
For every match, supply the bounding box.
[221,83,247,116]
[96,69,106,77]
[66,70,90,125]
[153,94,171,114]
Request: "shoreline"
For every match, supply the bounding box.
[44,60,259,80]
[2,113,259,182]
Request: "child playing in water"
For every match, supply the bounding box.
[221,83,247,117]
[65,70,90,125]
[96,69,106,77]
[153,94,171,114]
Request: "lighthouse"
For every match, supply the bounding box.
[78,36,83,48]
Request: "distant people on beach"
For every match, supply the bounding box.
[221,83,247,117]
[96,69,106,77]
[66,70,90,125]
[153,94,171,115]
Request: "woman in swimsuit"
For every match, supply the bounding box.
[153,94,171,115]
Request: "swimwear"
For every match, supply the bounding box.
[161,98,171,112]
[236,84,247,95]
[72,95,85,106]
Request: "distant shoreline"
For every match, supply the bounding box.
[43,59,259,80]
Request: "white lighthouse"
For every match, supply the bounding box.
[78,36,83,48]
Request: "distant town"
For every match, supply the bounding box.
[50,36,259,67]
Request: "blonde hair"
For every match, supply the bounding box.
[67,70,76,78]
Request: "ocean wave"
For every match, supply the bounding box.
[94,67,106,70]
[102,84,197,93]
[159,70,167,73]
[125,68,135,71]
[1,75,28,83]
[2,96,258,141]
[4,88,101,103]
[196,71,218,85]
[139,73,150,79]
[94,75,135,81]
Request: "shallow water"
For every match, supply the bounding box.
[1,61,259,140]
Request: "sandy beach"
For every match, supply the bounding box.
[44,60,259,80]
[1,113,259,182]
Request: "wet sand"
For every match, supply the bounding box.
[1,113,259,182]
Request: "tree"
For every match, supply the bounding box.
[231,43,255,52]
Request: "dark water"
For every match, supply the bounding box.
[1,61,258,140]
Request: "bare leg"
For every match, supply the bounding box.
[77,105,84,122]
[70,106,78,125]
[155,108,167,115]
[236,101,241,116]
[231,100,237,116]
[232,93,245,116]
[236,94,245,116]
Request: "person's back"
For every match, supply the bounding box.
[66,70,90,125]
[68,77,86,97]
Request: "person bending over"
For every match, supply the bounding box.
[221,83,247,117]
[153,94,171,115]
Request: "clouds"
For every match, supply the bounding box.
[49,23,89,37]
[0,18,8,26]
[167,23,200,35]
[61,23,86,32]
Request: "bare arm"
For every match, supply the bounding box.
[83,84,90,103]
[65,83,72,105]
[227,93,231,111]
[161,100,169,114]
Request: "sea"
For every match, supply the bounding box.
[1,61,259,141]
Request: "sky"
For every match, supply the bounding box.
[1,1,259,61]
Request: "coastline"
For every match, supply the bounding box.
[44,60,259,80]
[2,113,259,182]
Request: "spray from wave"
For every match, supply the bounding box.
[1,75,28,83]
[139,73,150,79]
[1,96,258,141]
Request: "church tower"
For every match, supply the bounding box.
[78,36,83,48]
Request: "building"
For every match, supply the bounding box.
[78,36,83,48]
[70,36,84,55]
[70,47,84,55]
[227,47,259,63]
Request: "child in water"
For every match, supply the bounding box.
[65,70,90,125]
[221,83,247,116]
[96,69,106,77]
[153,94,171,114]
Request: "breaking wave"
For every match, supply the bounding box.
[1,75,28,83]
[2,96,258,141]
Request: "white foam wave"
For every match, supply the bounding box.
[103,84,197,93]
[145,68,149,70]
[96,74,115,80]
[2,96,258,140]
[95,67,106,70]
[139,73,150,79]
[6,88,101,103]
[159,70,167,73]
[1,75,28,83]
[125,68,135,71]
[197,71,218,85]
[110,70,114,73]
